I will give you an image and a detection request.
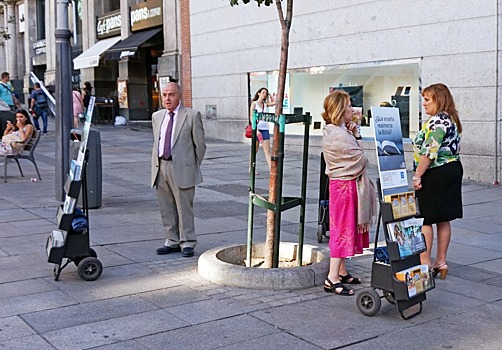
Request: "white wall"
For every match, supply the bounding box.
[190,0,501,183]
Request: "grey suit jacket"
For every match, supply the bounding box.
[151,106,206,189]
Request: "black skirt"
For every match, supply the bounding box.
[415,161,463,225]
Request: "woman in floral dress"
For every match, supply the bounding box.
[412,83,463,280]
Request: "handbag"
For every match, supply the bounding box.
[244,124,253,138]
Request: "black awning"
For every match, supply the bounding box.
[104,28,162,61]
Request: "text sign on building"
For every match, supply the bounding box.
[33,39,46,56]
[130,0,163,32]
[371,106,408,197]
[96,11,121,40]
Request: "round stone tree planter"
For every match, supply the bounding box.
[198,242,329,290]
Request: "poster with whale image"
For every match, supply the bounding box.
[371,106,408,197]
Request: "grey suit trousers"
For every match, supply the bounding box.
[156,159,197,248]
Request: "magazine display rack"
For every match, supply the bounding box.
[45,97,103,281]
[356,180,434,320]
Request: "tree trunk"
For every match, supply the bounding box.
[263,0,292,268]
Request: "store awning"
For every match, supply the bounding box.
[104,28,162,61]
[73,36,121,69]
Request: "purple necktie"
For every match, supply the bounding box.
[163,111,174,159]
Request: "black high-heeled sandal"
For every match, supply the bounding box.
[339,273,361,285]
[324,277,354,296]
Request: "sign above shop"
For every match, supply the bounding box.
[96,10,121,40]
[33,39,46,56]
[130,0,163,32]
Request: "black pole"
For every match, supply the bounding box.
[54,0,73,201]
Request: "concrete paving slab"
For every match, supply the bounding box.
[454,217,502,234]
[0,260,55,284]
[250,287,485,349]
[47,271,181,303]
[136,314,279,350]
[43,309,189,350]
[164,298,248,325]
[90,340,149,350]
[89,223,162,245]
[0,335,55,350]
[0,316,36,342]
[0,232,52,255]
[0,279,56,300]
[471,257,502,273]
[443,241,502,265]
[0,222,24,237]
[138,285,211,308]
[217,332,321,350]
[0,291,77,318]
[104,240,179,263]
[22,295,159,333]
[347,301,502,350]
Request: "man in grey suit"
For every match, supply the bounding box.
[151,82,206,257]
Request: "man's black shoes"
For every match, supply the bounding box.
[156,245,194,257]
[182,247,194,257]
[156,246,181,255]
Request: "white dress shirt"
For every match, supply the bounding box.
[158,104,180,158]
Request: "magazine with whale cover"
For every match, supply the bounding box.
[371,106,408,197]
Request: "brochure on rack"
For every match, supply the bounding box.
[387,218,426,258]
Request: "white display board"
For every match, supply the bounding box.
[371,106,408,197]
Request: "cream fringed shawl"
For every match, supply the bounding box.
[322,124,377,233]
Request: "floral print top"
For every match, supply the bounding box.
[412,112,461,170]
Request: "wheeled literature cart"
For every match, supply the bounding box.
[356,181,434,319]
[45,149,103,281]
[45,97,102,281]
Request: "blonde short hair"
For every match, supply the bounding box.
[322,90,350,126]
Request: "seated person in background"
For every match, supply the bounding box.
[0,109,16,136]
[1,109,34,155]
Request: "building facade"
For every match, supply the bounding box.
[189,0,502,184]
[0,0,191,122]
[1,1,501,183]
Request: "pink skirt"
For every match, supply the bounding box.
[329,179,369,258]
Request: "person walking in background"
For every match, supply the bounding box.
[249,87,275,174]
[29,83,49,135]
[321,90,376,296]
[0,72,21,112]
[151,82,206,258]
[1,109,33,155]
[72,85,84,128]
[413,83,463,280]
[82,82,92,110]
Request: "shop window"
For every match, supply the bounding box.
[36,0,46,40]
[69,0,83,47]
[109,0,120,11]
[249,59,420,139]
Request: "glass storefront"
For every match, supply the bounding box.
[249,59,420,139]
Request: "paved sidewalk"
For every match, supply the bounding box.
[1,123,502,349]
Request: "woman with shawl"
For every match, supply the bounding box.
[321,90,376,296]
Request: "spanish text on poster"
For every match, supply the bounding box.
[371,106,408,197]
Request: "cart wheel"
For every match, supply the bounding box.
[317,224,324,243]
[77,257,103,281]
[356,288,381,317]
[383,291,396,304]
